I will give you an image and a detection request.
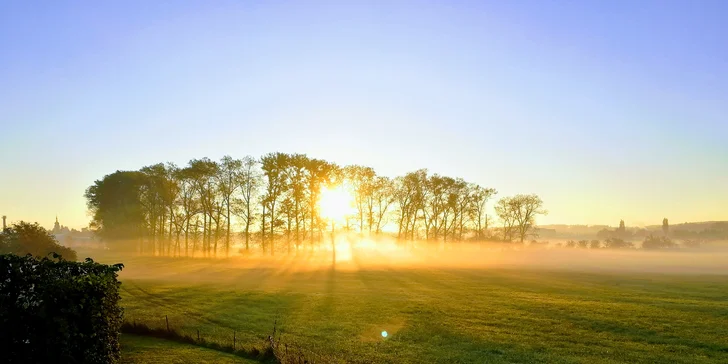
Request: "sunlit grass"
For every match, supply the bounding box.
[111,253,728,363]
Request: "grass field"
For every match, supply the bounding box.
[121,334,256,363]
[97,248,728,363]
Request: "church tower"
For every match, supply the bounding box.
[53,216,61,234]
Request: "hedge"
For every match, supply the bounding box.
[0,254,124,364]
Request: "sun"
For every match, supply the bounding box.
[319,185,353,222]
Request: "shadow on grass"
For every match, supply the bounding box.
[121,322,277,363]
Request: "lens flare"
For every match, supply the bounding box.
[381,330,388,338]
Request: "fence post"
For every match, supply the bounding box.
[233,330,236,350]
[197,329,200,341]
[165,315,170,332]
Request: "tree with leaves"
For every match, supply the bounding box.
[0,221,77,261]
[85,170,147,250]
[368,176,395,234]
[260,153,290,255]
[233,156,261,251]
[344,165,376,234]
[174,166,200,256]
[218,156,243,256]
[469,185,497,239]
[495,194,547,243]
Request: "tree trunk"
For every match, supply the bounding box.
[261,205,267,253]
[185,218,190,257]
[295,200,300,249]
[226,200,231,257]
[270,202,275,256]
[214,207,221,257]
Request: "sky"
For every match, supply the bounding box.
[1,0,727,230]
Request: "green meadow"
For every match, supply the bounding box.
[121,334,258,364]
[108,250,728,364]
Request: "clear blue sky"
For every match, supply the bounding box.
[1,0,727,229]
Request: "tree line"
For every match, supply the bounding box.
[85,153,546,257]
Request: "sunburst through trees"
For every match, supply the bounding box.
[85,153,544,257]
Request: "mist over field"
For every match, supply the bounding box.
[3,0,728,362]
[90,238,728,283]
[66,238,727,364]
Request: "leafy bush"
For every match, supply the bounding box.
[0,254,124,363]
[589,240,601,249]
[0,221,77,261]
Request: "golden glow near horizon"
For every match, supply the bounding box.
[318,184,355,224]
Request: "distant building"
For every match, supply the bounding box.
[51,216,95,248]
[52,216,71,235]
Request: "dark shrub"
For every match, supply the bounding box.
[0,254,124,363]
[603,238,634,249]
[642,235,678,250]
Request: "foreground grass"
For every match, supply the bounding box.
[121,334,257,363]
[111,252,728,363]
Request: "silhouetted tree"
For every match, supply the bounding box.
[450,178,471,241]
[174,166,201,257]
[233,156,260,251]
[394,170,426,241]
[304,158,336,248]
[368,176,395,234]
[470,185,497,239]
[496,194,547,243]
[85,170,147,249]
[603,237,633,249]
[642,234,677,250]
[139,163,178,255]
[285,154,309,250]
[85,152,534,257]
[260,153,298,255]
[219,156,243,257]
[0,221,76,261]
[494,197,517,242]
[187,158,220,257]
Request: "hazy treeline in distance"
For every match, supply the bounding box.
[84,153,552,257]
[84,153,723,259]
